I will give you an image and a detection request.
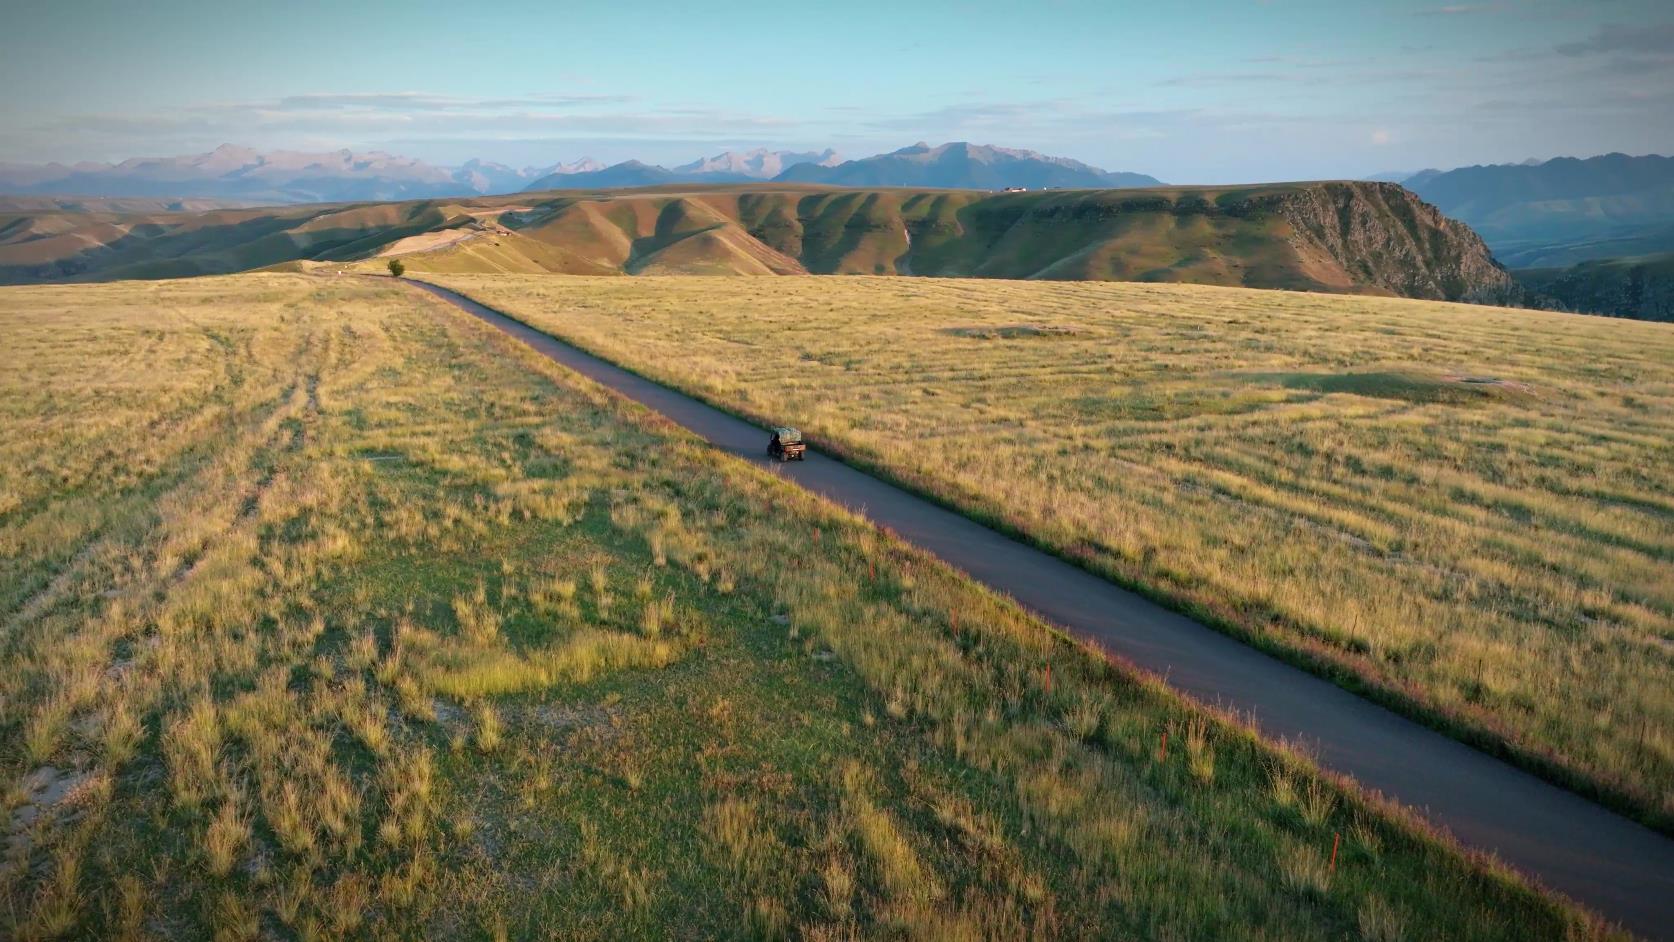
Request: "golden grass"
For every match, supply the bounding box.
[0,273,1617,939]
[428,272,1674,822]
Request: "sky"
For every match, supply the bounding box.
[2,0,1671,183]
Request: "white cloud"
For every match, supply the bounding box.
[1413,4,1507,16]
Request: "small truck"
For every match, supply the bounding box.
[767,427,807,462]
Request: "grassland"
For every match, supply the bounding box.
[0,274,1612,939]
[424,273,1674,828]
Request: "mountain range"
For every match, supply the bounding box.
[1389,153,1674,268]
[770,142,1161,189]
[674,148,840,179]
[520,148,845,190]
[0,142,1161,205]
[0,145,545,204]
[1377,153,1674,321]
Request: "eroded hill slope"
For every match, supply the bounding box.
[0,182,1512,301]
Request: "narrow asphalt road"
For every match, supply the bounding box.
[410,279,1674,939]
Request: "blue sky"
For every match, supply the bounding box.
[3,0,1671,182]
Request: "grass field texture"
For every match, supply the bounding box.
[425,273,1674,827]
[0,274,1612,939]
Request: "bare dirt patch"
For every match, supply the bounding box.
[376,229,481,258]
[10,766,88,827]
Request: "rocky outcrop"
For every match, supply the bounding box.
[1268,181,1515,302]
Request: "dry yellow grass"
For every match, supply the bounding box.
[0,273,1619,939]
[428,273,1674,822]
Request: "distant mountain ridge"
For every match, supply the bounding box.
[522,142,1162,193]
[0,145,749,204]
[1380,152,1674,321]
[674,147,840,179]
[1402,153,1674,267]
[519,149,846,191]
[0,144,568,204]
[522,160,700,191]
[773,142,1163,189]
[0,142,1163,203]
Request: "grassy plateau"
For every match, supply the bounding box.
[0,273,1616,939]
[423,273,1674,829]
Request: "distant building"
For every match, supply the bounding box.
[1003,186,1028,192]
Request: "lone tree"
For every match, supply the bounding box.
[387,258,405,278]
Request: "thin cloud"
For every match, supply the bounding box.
[1156,71,1307,88]
[860,99,1355,145]
[1414,4,1506,15]
[1157,64,1444,88]
[13,92,804,164]
[1555,23,1674,57]
[272,92,635,111]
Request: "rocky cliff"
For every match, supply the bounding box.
[1264,182,1515,302]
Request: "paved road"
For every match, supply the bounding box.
[410,279,1674,939]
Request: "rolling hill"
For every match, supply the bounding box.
[0,199,483,282]
[0,182,1512,301]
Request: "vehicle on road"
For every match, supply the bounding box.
[768,426,806,461]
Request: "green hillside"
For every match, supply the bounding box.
[0,183,1513,302]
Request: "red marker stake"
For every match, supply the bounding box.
[1330,832,1340,874]
[1044,663,1052,694]
[1159,730,1168,763]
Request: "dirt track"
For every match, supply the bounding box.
[409,278,1674,940]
